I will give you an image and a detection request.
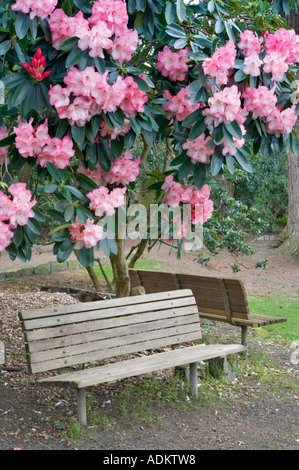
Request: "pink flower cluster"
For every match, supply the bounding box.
[157,46,190,82]
[238,28,299,81]
[242,86,277,119]
[0,126,10,167]
[265,105,297,138]
[182,134,215,164]
[78,151,140,187]
[87,186,126,218]
[49,67,148,127]
[202,85,242,127]
[241,85,297,137]
[0,183,36,252]
[162,86,201,122]
[14,117,75,169]
[11,0,57,20]
[161,176,214,224]
[69,217,103,250]
[202,40,236,86]
[49,0,138,64]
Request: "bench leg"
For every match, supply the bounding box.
[77,387,87,426]
[241,326,248,356]
[189,362,198,397]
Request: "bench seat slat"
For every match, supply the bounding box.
[199,312,288,327]
[37,343,245,389]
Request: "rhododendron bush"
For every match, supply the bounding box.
[0,0,298,295]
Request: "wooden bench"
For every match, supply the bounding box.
[18,290,245,425]
[129,269,287,347]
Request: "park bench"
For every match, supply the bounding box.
[129,269,287,347]
[18,290,245,425]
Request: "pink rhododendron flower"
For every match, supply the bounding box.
[77,162,107,186]
[202,85,242,127]
[162,86,201,122]
[238,30,262,57]
[202,40,236,86]
[263,52,289,82]
[0,126,10,167]
[119,76,148,117]
[242,86,277,119]
[14,117,49,158]
[12,0,57,20]
[69,217,103,250]
[0,183,36,248]
[110,29,139,64]
[87,186,126,218]
[182,134,215,164]
[105,152,140,186]
[264,28,299,64]
[49,9,89,50]
[0,221,13,252]
[265,105,297,137]
[90,0,129,34]
[243,54,263,76]
[157,46,190,82]
[39,135,75,169]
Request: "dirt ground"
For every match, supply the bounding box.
[0,238,298,452]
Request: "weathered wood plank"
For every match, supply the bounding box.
[27,312,200,353]
[25,305,198,343]
[20,289,193,320]
[29,330,204,374]
[22,295,196,331]
[37,344,246,388]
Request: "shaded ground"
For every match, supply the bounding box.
[0,238,298,451]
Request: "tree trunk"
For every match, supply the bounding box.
[109,237,130,297]
[278,11,299,255]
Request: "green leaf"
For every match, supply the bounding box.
[225,155,234,174]
[44,184,58,194]
[66,46,86,68]
[57,240,74,263]
[15,12,30,40]
[12,80,31,107]
[176,0,186,22]
[213,124,224,144]
[178,158,194,180]
[225,120,243,140]
[71,124,85,146]
[182,109,203,128]
[234,150,253,172]
[0,133,15,147]
[12,225,24,247]
[165,1,176,24]
[64,204,75,222]
[65,185,86,201]
[166,24,186,39]
[0,40,11,56]
[76,247,94,267]
[193,164,206,189]
[188,119,206,141]
[26,218,42,235]
[73,0,93,13]
[60,37,79,52]
[131,75,150,92]
[210,152,224,176]
[76,205,93,224]
[46,162,62,182]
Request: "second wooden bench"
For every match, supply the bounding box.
[129,269,287,347]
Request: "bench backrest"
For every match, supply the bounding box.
[19,290,200,375]
[129,269,250,324]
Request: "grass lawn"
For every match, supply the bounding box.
[247,294,298,343]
